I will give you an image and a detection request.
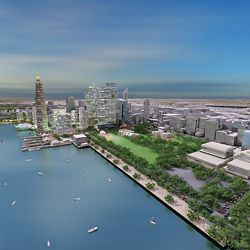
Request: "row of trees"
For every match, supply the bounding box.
[208,192,250,250]
[90,132,250,249]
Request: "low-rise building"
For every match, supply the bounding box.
[224,150,250,179]
[119,129,139,137]
[188,142,234,168]
[72,134,88,147]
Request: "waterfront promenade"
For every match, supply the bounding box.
[90,143,225,248]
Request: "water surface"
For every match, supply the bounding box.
[0,125,220,250]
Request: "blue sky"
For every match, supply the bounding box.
[0,0,250,98]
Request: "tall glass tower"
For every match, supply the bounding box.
[35,75,49,133]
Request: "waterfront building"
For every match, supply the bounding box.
[143,99,150,123]
[35,75,49,133]
[72,134,88,147]
[48,108,66,128]
[85,83,118,128]
[123,88,128,101]
[188,142,234,168]
[79,106,89,130]
[70,110,78,126]
[66,96,76,113]
[54,113,72,134]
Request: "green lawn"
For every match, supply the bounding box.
[109,134,158,164]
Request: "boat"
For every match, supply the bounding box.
[38,172,43,176]
[73,197,80,201]
[26,158,33,162]
[108,178,112,183]
[88,226,98,233]
[11,201,16,206]
[47,240,51,247]
[83,174,87,178]
[149,217,156,225]
[4,182,7,186]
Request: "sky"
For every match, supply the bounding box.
[0,0,250,99]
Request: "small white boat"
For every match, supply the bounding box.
[108,178,112,183]
[11,201,16,206]
[26,158,33,162]
[149,217,156,225]
[73,197,80,201]
[4,182,7,186]
[38,172,43,176]
[88,226,98,233]
[83,174,87,178]
[47,240,51,247]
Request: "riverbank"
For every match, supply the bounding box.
[90,143,225,249]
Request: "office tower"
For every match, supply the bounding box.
[204,119,220,140]
[117,99,129,124]
[79,106,89,130]
[85,83,118,127]
[123,88,128,101]
[143,99,150,123]
[66,96,76,113]
[96,83,118,127]
[35,75,49,133]
[186,117,198,135]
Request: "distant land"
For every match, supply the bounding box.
[1,97,250,108]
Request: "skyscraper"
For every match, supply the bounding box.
[85,83,118,127]
[66,96,76,113]
[35,75,49,133]
[143,99,150,123]
[123,88,128,101]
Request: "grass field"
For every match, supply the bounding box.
[108,134,158,164]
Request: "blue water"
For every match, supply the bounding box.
[0,125,220,250]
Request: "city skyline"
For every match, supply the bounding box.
[0,0,250,98]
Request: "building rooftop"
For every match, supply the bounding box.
[188,151,231,167]
[202,142,235,152]
[73,134,87,139]
[228,159,250,171]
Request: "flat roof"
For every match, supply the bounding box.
[188,151,230,167]
[202,142,235,152]
[228,159,250,171]
[73,134,87,138]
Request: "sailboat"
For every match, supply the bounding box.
[149,217,156,225]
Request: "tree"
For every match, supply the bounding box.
[133,173,141,180]
[123,165,129,171]
[146,182,155,190]
[187,209,200,222]
[165,194,175,204]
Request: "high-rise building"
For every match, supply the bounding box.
[117,99,129,124]
[85,83,118,127]
[35,75,49,133]
[123,88,128,101]
[143,99,150,123]
[66,96,76,113]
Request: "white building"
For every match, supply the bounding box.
[188,142,234,168]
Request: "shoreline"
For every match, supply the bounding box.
[90,144,225,249]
